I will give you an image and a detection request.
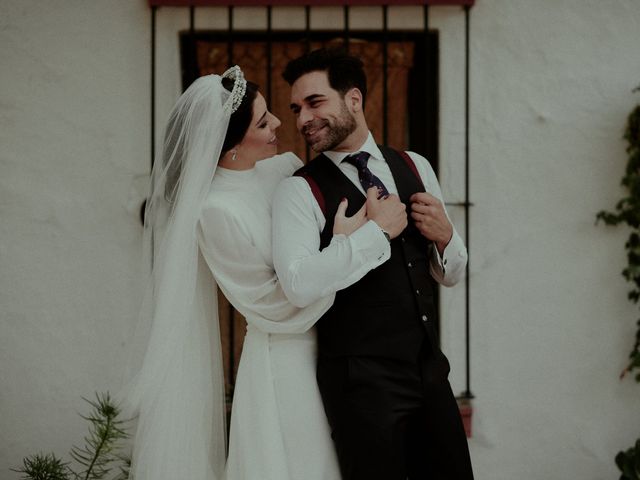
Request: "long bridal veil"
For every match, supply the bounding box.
[120,68,245,480]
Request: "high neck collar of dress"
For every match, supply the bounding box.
[215,165,257,180]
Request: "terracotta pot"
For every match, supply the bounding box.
[457,398,473,438]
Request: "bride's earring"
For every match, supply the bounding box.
[231,149,238,162]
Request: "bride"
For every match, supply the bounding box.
[122,67,368,479]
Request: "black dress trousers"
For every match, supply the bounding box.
[316,338,474,480]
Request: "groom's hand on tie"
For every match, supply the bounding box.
[366,187,407,239]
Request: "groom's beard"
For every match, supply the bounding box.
[302,101,357,152]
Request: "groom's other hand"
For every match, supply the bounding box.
[410,192,453,254]
[366,187,407,239]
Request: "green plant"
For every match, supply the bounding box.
[596,86,640,381]
[12,393,131,480]
[616,439,640,480]
[596,86,640,480]
[13,453,69,480]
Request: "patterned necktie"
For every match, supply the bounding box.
[343,151,390,198]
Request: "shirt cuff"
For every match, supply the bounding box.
[433,229,465,271]
[349,220,391,265]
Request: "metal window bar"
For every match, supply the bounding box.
[343,6,349,48]
[382,5,388,145]
[149,5,157,266]
[305,6,311,52]
[149,1,474,403]
[227,6,234,66]
[266,6,273,107]
[305,7,311,160]
[226,6,235,389]
[463,4,472,400]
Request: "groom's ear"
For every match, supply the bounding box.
[345,87,363,113]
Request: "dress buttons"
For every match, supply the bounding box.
[407,262,413,268]
[401,237,406,243]
[415,289,420,295]
[443,258,448,265]
[421,315,428,322]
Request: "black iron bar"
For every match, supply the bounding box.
[382,5,388,145]
[463,4,473,400]
[227,6,234,67]
[304,6,311,162]
[266,6,273,109]
[227,4,235,387]
[445,201,475,207]
[305,5,311,53]
[424,3,429,33]
[189,6,196,85]
[150,5,157,267]
[151,6,157,171]
[343,6,350,48]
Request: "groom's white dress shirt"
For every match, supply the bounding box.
[272,132,467,308]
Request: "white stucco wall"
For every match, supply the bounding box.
[1,1,639,479]
[0,0,150,474]
[446,2,640,479]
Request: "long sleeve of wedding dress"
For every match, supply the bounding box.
[195,153,341,480]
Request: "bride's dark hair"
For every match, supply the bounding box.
[221,76,259,155]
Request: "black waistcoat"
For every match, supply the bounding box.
[295,146,439,362]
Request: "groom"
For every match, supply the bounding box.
[272,48,474,480]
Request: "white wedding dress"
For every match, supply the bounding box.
[197,152,341,480]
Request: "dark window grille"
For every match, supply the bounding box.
[180,30,439,165]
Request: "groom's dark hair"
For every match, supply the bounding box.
[282,47,368,110]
